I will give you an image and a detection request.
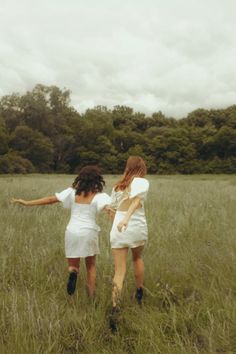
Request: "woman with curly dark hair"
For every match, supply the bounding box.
[12,165,111,298]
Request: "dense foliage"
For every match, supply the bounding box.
[0,84,235,174]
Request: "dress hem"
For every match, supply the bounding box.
[111,240,146,249]
[65,252,100,258]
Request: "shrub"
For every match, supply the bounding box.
[0,153,35,174]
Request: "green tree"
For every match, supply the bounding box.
[0,118,9,155]
[0,94,23,132]
[1,84,236,174]
[0,153,34,174]
[10,125,54,171]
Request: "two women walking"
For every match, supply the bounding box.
[12,156,149,332]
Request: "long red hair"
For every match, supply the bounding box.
[115,156,147,191]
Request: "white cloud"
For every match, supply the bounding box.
[0,0,236,117]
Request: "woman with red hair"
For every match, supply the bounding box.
[109,156,149,332]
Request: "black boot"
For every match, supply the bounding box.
[109,306,120,333]
[67,271,77,295]
[135,287,143,305]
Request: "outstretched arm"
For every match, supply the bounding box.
[12,196,59,206]
[117,196,141,232]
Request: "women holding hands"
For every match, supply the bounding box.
[12,156,149,333]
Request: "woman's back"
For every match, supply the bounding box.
[110,177,149,212]
[56,187,110,232]
[110,177,149,249]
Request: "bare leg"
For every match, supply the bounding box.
[67,258,80,295]
[112,248,129,307]
[85,256,96,298]
[67,258,80,273]
[131,246,144,288]
[109,248,128,333]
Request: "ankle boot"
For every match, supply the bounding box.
[109,306,120,333]
[67,271,77,295]
[135,287,143,304]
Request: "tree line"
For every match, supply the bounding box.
[0,84,235,174]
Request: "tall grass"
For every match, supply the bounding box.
[0,175,235,353]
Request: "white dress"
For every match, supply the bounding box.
[110,177,149,249]
[55,188,111,258]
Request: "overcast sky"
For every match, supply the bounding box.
[0,0,236,118]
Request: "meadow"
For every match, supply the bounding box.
[0,174,235,354]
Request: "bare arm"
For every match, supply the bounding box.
[117,197,141,232]
[11,196,59,206]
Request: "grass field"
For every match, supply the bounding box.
[0,174,235,354]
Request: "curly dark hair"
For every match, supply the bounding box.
[72,165,105,196]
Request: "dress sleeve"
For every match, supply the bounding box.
[95,193,111,212]
[55,187,74,209]
[129,178,149,200]
[109,188,119,209]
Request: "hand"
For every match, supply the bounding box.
[108,207,116,217]
[104,206,116,220]
[11,198,28,206]
[117,219,128,232]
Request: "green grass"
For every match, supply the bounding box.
[0,174,235,354]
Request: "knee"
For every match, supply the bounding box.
[132,246,144,262]
[132,254,142,263]
[68,258,80,271]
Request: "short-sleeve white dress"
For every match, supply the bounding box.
[109,177,149,249]
[55,188,110,258]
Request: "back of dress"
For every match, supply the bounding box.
[55,187,111,232]
[110,177,150,249]
[55,187,111,258]
[110,177,149,211]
